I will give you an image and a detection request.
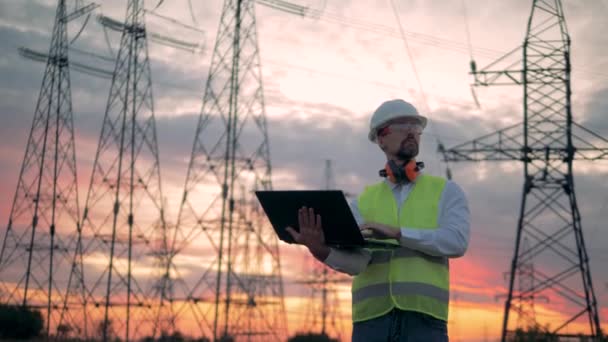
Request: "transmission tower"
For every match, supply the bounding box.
[0,0,97,337]
[442,0,604,340]
[300,255,346,340]
[75,0,168,340]
[169,0,287,340]
[298,160,347,340]
[515,237,537,330]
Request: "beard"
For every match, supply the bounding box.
[396,139,419,160]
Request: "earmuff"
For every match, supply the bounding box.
[379,159,424,183]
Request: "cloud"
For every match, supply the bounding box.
[581,87,608,134]
[1,0,608,339]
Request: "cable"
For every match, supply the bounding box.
[69,12,91,45]
[461,0,480,110]
[144,9,206,34]
[461,0,473,61]
[262,2,608,82]
[308,7,503,59]
[101,14,115,57]
[187,0,199,26]
[389,0,448,178]
[261,59,493,127]
[69,46,115,63]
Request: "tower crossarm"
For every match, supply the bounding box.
[471,45,524,86]
[19,47,113,79]
[440,123,525,162]
[571,122,608,161]
[63,2,99,22]
[441,121,608,162]
[98,14,202,53]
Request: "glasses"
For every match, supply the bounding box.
[377,122,422,138]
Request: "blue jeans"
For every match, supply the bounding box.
[352,309,448,342]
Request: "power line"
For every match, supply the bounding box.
[144,9,206,34]
[259,1,608,82]
[388,0,450,178]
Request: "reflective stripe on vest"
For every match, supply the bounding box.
[368,249,448,267]
[353,282,450,304]
[353,174,448,322]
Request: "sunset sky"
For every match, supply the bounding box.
[1,0,607,341]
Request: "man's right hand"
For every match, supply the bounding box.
[286,206,330,261]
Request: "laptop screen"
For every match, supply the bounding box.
[255,190,366,248]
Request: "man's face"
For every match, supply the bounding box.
[376,117,422,161]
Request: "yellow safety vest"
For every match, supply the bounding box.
[353,174,449,322]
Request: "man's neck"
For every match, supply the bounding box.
[389,157,410,166]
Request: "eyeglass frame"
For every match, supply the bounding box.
[376,122,423,139]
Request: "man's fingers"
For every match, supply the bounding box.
[308,207,315,227]
[359,223,374,231]
[298,208,307,231]
[360,224,380,239]
[315,214,322,230]
[361,228,374,238]
[299,207,309,228]
[286,226,300,243]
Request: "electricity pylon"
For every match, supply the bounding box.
[0,0,95,337]
[76,0,168,340]
[441,0,604,339]
[169,0,288,340]
[515,237,535,330]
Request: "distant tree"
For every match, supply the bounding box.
[96,319,115,340]
[0,303,44,339]
[56,323,72,338]
[512,325,557,342]
[142,330,210,342]
[159,330,185,341]
[287,332,339,342]
[218,334,234,342]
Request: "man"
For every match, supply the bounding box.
[286,99,470,341]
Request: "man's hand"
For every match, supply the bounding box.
[286,207,330,261]
[360,222,401,240]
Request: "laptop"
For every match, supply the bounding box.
[254,190,399,249]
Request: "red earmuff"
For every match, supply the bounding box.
[379,160,424,183]
[404,160,419,182]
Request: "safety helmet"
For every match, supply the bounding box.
[368,99,427,143]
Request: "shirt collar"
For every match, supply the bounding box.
[383,171,424,190]
[384,178,409,190]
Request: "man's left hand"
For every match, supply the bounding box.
[360,222,401,240]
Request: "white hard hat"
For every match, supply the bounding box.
[368,99,427,143]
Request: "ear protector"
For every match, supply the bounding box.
[379,159,425,183]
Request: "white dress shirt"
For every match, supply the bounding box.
[324,177,470,276]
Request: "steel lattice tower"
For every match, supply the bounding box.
[75,0,168,340]
[300,251,346,340]
[0,0,85,337]
[442,0,604,339]
[515,237,538,331]
[169,0,287,340]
